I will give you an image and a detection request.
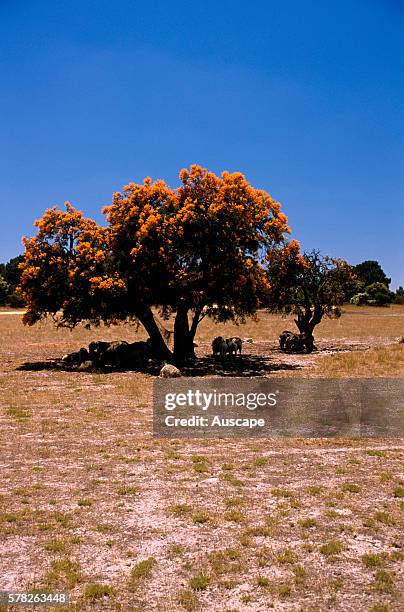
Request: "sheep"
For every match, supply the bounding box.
[230,337,242,355]
[212,336,225,357]
[280,331,314,354]
[99,341,129,366]
[226,338,237,356]
[61,347,89,365]
[279,330,294,351]
[88,341,111,362]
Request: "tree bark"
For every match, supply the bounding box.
[173,304,198,364]
[137,307,172,361]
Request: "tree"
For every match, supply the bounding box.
[20,165,291,363]
[266,249,356,347]
[0,255,25,306]
[3,255,24,287]
[395,286,404,305]
[364,282,394,306]
[354,260,391,288]
[0,275,9,305]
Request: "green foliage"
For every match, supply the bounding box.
[354,260,391,288]
[350,292,369,306]
[394,286,404,305]
[0,255,24,306]
[0,275,9,305]
[366,282,394,306]
[351,283,394,307]
[4,255,24,285]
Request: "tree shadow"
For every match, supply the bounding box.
[181,355,301,377]
[16,354,301,377]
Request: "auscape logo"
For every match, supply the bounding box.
[164,414,266,428]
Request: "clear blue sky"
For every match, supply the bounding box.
[1,0,403,288]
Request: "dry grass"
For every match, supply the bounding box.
[0,307,403,610]
[316,344,404,377]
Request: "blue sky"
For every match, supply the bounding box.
[1,0,403,288]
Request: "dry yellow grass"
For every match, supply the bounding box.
[316,344,404,377]
[0,307,403,610]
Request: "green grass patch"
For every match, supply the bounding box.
[373,569,395,594]
[319,540,344,557]
[342,483,361,493]
[44,557,81,589]
[193,462,208,474]
[253,457,268,467]
[189,573,210,591]
[271,488,294,498]
[128,557,156,590]
[221,473,244,487]
[305,485,323,495]
[298,517,317,529]
[192,512,210,524]
[292,565,306,586]
[169,503,192,516]
[44,538,66,553]
[276,548,296,564]
[365,450,386,458]
[176,589,198,611]
[374,511,395,525]
[256,575,270,587]
[84,583,114,600]
[6,406,32,420]
[278,583,292,598]
[116,485,139,496]
[223,510,245,523]
[362,552,384,568]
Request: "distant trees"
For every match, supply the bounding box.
[0,275,9,305]
[19,165,292,363]
[354,260,391,288]
[266,249,356,343]
[0,255,24,306]
[395,286,404,305]
[350,260,394,306]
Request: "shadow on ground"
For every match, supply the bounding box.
[16,354,302,377]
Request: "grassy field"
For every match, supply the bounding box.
[0,306,403,611]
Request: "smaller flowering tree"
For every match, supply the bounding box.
[266,248,356,344]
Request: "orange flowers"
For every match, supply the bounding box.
[20,165,294,331]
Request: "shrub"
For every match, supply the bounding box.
[350,292,369,306]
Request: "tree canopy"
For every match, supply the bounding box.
[20,165,292,362]
[0,255,24,306]
[354,260,391,288]
[266,249,356,339]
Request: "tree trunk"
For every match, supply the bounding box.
[294,308,318,354]
[173,304,198,364]
[137,307,172,361]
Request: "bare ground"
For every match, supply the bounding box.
[0,307,403,611]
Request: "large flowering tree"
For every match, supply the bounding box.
[20,165,292,363]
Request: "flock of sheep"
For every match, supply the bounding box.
[59,328,314,373]
[211,336,243,358]
[211,331,314,358]
[61,339,151,370]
